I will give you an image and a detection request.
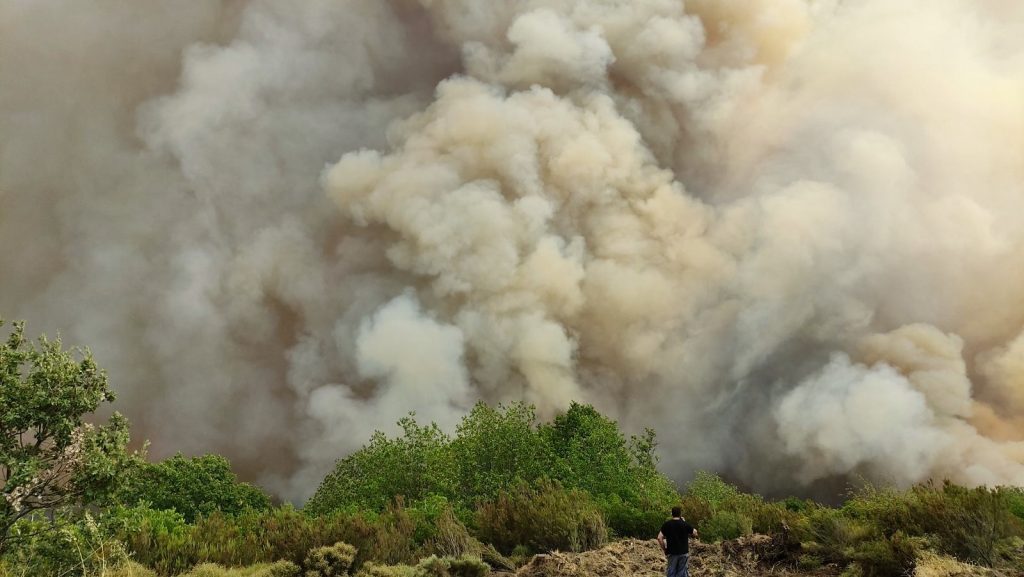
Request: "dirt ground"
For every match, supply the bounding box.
[498,536,1015,577]
[506,536,830,577]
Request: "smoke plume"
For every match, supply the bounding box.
[2,0,1023,499]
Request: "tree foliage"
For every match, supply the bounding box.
[116,454,271,523]
[0,319,135,553]
[307,417,457,515]
[307,402,676,537]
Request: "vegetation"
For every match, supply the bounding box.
[474,478,607,554]
[2,317,1023,576]
[0,319,136,554]
[307,402,676,540]
[115,454,271,523]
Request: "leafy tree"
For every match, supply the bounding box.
[117,454,271,522]
[306,416,456,515]
[0,319,135,553]
[541,403,677,536]
[309,402,676,538]
[542,403,673,501]
[449,403,550,501]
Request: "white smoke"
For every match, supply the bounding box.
[2,0,1023,499]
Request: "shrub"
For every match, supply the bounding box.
[698,511,752,542]
[307,418,457,515]
[102,503,414,574]
[718,492,794,535]
[782,497,811,513]
[353,563,417,577]
[179,562,300,577]
[3,511,130,577]
[684,472,739,508]
[308,401,677,541]
[797,554,822,570]
[793,507,874,564]
[421,507,473,558]
[847,532,919,577]
[352,556,488,577]
[115,454,271,523]
[540,404,677,538]
[443,556,489,577]
[102,503,192,573]
[475,479,607,554]
[1004,488,1024,522]
[450,404,551,501]
[303,542,356,577]
[676,495,712,528]
[361,500,418,566]
[909,482,1024,565]
[415,556,449,577]
[842,484,916,538]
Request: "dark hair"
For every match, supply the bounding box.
[671,506,682,517]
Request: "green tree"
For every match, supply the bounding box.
[449,403,550,501]
[684,471,739,508]
[540,403,677,536]
[0,319,135,553]
[307,415,456,515]
[117,454,271,522]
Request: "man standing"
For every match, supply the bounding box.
[657,506,698,577]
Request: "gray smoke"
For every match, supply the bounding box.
[2,0,1023,500]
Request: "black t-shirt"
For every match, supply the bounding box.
[660,518,695,555]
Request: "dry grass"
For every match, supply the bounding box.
[913,552,998,577]
[516,537,836,577]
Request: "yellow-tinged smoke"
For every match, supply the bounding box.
[2,0,1023,499]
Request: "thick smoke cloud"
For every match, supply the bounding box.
[2,0,1023,499]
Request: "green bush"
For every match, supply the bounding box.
[308,403,676,540]
[847,532,919,577]
[539,404,678,538]
[909,482,1024,565]
[2,512,130,577]
[475,478,607,554]
[116,454,271,523]
[451,404,552,501]
[597,494,673,540]
[782,497,811,513]
[698,510,752,542]
[101,503,413,575]
[684,472,739,509]
[420,506,473,559]
[1008,488,1024,522]
[842,484,916,538]
[676,495,712,528]
[179,561,300,577]
[792,507,869,564]
[797,554,822,570]
[353,563,417,577]
[443,556,489,577]
[307,418,457,515]
[717,492,795,536]
[790,506,922,576]
[303,542,356,577]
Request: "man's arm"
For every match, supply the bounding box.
[657,530,666,552]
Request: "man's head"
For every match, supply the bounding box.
[671,506,682,518]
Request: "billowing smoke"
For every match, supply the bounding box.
[2,0,1023,500]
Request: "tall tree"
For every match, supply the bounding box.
[0,319,134,553]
